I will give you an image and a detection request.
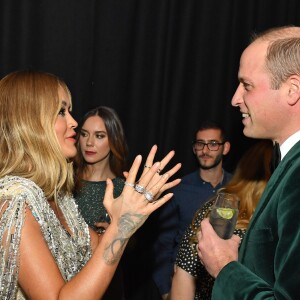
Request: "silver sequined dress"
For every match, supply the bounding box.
[0,176,92,299]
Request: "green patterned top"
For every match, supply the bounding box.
[75,177,124,233]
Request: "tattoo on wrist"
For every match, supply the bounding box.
[103,213,147,264]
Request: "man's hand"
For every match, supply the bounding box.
[197,218,240,278]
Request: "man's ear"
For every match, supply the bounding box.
[287,76,300,106]
[222,141,231,156]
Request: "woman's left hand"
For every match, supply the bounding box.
[103,145,181,238]
[122,145,181,202]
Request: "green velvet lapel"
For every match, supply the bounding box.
[239,139,300,260]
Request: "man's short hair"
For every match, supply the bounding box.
[195,120,227,141]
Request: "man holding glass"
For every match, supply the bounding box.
[198,26,300,299]
[152,120,231,299]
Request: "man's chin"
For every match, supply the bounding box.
[199,158,222,170]
[199,163,214,170]
[243,127,260,139]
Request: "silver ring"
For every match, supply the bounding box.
[124,182,135,188]
[144,190,154,202]
[135,184,145,194]
[144,165,151,169]
[157,168,161,174]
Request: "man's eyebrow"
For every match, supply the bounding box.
[196,139,220,142]
[238,75,244,82]
[238,76,252,84]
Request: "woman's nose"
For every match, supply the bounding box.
[86,138,93,146]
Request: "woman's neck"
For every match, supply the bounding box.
[83,161,115,181]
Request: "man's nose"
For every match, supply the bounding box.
[231,83,243,107]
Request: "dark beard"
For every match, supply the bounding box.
[199,153,223,170]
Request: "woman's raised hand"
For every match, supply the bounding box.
[104,145,181,238]
[139,145,181,200]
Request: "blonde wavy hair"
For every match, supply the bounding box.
[219,140,272,229]
[0,70,74,200]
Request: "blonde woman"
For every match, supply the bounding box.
[169,140,272,300]
[0,70,181,300]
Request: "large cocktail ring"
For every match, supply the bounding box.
[144,190,154,202]
[135,184,145,194]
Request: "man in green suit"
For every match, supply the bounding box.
[197,26,300,299]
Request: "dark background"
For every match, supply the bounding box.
[2,0,300,176]
[2,1,300,299]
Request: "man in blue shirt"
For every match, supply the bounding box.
[152,120,232,299]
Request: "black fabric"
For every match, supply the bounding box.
[102,264,124,300]
[1,0,300,175]
[0,2,299,299]
[270,142,281,174]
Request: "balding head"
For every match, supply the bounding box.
[252,25,300,43]
[248,26,300,89]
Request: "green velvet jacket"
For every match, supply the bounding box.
[212,140,300,299]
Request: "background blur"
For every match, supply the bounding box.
[1,0,300,175]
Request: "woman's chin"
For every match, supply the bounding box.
[64,148,78,159]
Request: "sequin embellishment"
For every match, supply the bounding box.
[0,176,92,299]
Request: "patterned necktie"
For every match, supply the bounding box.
[270,142,281,173]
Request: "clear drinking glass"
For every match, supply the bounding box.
[209,192,240,239]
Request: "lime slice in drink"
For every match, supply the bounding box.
[216,208,235,219]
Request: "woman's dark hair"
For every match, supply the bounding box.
[74,106,128,184]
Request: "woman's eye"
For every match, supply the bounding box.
[80,131,88,137]
[96,134,106,139]
[58,108,66,116]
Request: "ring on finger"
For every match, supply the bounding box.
[135,184,145,194]
[124,182,135,188]
[156,168,162,174]
[144,190,154,202]
[144,165,151,169]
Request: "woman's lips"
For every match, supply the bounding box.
[85,151,96,155]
